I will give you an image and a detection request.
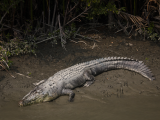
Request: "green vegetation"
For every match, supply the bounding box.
[85,0,125,20]
[0,0,160,72]
[147,22,160,41]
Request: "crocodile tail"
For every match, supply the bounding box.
[118,60,155,81]
[90,58,155,81]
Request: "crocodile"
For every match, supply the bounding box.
[19,57,155,106]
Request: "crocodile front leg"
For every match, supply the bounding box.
[62,89,75,102]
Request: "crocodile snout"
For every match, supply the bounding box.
[19,100,24,107]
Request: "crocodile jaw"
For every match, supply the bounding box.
[19,94,55,107]
[19,96,44,107]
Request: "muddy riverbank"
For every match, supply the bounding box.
[0,28,160,120]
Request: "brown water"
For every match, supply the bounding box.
[0,95,160,120]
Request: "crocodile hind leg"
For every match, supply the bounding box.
[83,81,95,87]
[83,72,95,87]
[62,89,75,102]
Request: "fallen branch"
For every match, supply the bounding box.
[73,27,81,38]
[15,72,31,78]
[70,39,98,49]
[0,64,15,78]
[70,39,87,45]
[115,25,135,33]
[91,42,98,49]
[76,34,100,42]
[117,20,129,36]
[0,24,23,33]
[35,36,58,45]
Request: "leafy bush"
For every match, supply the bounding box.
[0,38,36,70]
[147,22,160,41]
[83,0,125,20]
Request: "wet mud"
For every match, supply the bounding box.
[0,28,160,120]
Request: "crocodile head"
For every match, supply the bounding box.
[19,83,59,107]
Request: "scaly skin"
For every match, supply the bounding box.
[19,57,155,106]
